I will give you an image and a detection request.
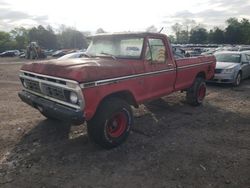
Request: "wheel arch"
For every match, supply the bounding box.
[102,90,138,108]
[196,71,206,79]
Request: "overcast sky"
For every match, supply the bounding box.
[1,0,250,34]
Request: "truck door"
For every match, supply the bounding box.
[143,37,176,98]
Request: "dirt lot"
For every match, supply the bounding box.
[0,57,249,188]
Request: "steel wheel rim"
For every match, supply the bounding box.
[198,83,206,102]
[106,112,127,138]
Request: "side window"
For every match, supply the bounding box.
[246,54,250,61]
[241,54,247,63]
[146,38,167,63]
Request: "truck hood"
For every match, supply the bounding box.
[216,62,239,69]
[21,58,136,83]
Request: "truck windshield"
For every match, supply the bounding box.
[86,36,144,59]
[215,53,241,63]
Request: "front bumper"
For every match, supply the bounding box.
[208,73,235,84]
[18,90,85,124]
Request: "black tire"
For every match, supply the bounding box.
[87,98,133,149]
[186,77,206,106]
[233,72,241,87]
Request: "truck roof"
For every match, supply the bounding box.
[90,32,167,38]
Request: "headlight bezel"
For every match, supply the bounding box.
[222,67,235,74]
[22,79,28,88]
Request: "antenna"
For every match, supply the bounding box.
[158,27,164,33]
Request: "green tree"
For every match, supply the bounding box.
[28,25,57,49]
[0,31,16,52]
[58,28,88,49]
[178,30,189,44]
[189,27,208,44]
[10,27,29,50]
[172,23,182,43]
[168,35,176,43]
[240,18,250,44]
[208,28,225,44]
[224,18,242,44]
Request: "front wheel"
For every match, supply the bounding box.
[233,72,241,87]
[186,77,206,106]
[87,98,133,149]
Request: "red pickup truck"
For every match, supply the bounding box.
[19,32,216,149]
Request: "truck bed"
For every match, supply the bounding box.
[174,55,216,91]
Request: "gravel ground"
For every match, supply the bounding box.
[0,57,249,188]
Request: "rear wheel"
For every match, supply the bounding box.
[87,98,133,149]
[186,77,206,106]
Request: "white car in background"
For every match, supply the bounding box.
[209,51,250,86]
[57,52,85,60]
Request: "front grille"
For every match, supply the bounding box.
[24,72,66,85]
[41,83,66,101]
[215,69,223,73]
[21,75,70,103]
[20,71,82,109]
[25,79,41,93]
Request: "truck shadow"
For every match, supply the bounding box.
[1,95,250,187]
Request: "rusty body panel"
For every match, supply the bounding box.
[21,58,145,83]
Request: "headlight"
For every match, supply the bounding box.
[70,92,78,104]
[222,68,235,74]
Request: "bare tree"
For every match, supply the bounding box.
[172,23,182,42]
[96,28,106,34]
[146,25,158,33]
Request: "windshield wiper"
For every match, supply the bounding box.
[99,52,117,60]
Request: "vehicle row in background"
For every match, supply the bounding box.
[0,50,20,57]
[172,44,250,57]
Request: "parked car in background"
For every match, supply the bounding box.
[19,52,26,58]
[185,50,201,57]
[52,50,67,57]
[209,51,250,86]
[172,46,185,59]
[44,49,55,56]
[0,50,20,57]
[57,52,85,60]
[238,46,250,52]
[243,50,250,55]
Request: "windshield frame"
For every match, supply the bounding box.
[86,35,146,60]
